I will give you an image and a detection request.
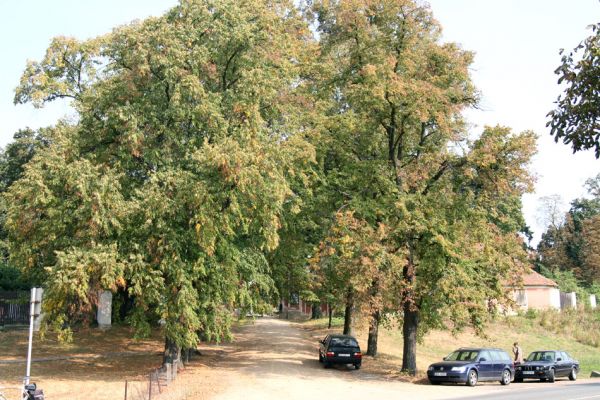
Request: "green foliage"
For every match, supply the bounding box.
[0,262,29,291]
[0,128,49,274]
[8,0,315,351]
[548,23,600,158]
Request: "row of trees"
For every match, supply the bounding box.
[3,0,594,373]
[537,175,600,296]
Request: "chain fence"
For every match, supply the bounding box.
[124,355,196,400]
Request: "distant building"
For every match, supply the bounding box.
[511,269,560,310]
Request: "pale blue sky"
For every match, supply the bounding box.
[1,0,598,243]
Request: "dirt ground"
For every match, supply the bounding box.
[187,317,524,400]
[0,326,165,400]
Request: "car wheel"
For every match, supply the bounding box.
[569,367,577,381]
[500,369,511,385]
[548,368,555,383]
[466,369,478,387]
[354,364,361,370]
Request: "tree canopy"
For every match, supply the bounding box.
[7,0,538,371]
[306,0,536,372]
[8,0,315,359]
[548,22,600,158]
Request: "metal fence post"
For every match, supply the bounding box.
[124,380,128,400]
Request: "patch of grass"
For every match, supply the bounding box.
[298,316,344,329]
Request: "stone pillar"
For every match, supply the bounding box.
[172,360,178,380]
[549,288,561,309]
[32,287,44,332]
[97,290,112,329]
[590,294,597,309]
[165,363,172,383]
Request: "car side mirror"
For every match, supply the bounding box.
[523,358,528,362]
[479,357,487,362]
[557,358,562,361]
[443,357,447,361]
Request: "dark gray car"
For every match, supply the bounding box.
[515,350,579,382]
[318,334,362,369]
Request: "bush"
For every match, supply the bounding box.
[524,308,538,320]
[536,308,600,348]
[0,262,30,290]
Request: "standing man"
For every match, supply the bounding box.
[513,342,524,365]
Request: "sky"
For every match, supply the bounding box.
[0,0,599,244]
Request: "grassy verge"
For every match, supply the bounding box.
[300,310,600,379]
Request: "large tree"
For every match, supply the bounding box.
[7,0,314,361]
[547,22,600,157]
[310,0,535,373]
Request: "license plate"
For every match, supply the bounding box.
[523,371,534,375]
[338,353,350,357]
[434,372,447,376]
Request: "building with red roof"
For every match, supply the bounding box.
[510,269,561,310]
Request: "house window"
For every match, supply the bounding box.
[514,289,528,308]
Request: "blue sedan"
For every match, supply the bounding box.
[428,348,514,386]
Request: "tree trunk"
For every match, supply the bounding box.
[367,277,381,356]
[328,304,333,329]
[163,337,181,365]
[343,289,354,335]
[311,303,322,319]
[401,301,418,374]
[366,310,381,356]
[401,246,418,375]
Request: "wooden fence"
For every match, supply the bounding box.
[0,291,29,325]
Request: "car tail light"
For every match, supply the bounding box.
[326,351,335,357]
[354,352,362,358]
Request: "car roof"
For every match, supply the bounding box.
[529,350,563,352]
[456,347,505,351]
[328,334,357,339]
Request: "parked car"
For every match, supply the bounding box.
[427,348,514,386]
[318,334,362,369]
[514,350,579,383]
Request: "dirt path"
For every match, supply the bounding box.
[194,317,516,400]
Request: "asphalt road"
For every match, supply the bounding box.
[452,380,600,400]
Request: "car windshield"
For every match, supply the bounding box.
[330,337,358,347]
[445,350,479,362]
[527,351,555,362]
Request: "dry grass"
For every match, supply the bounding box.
[0,324,232,400]
[0,326,164,400]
